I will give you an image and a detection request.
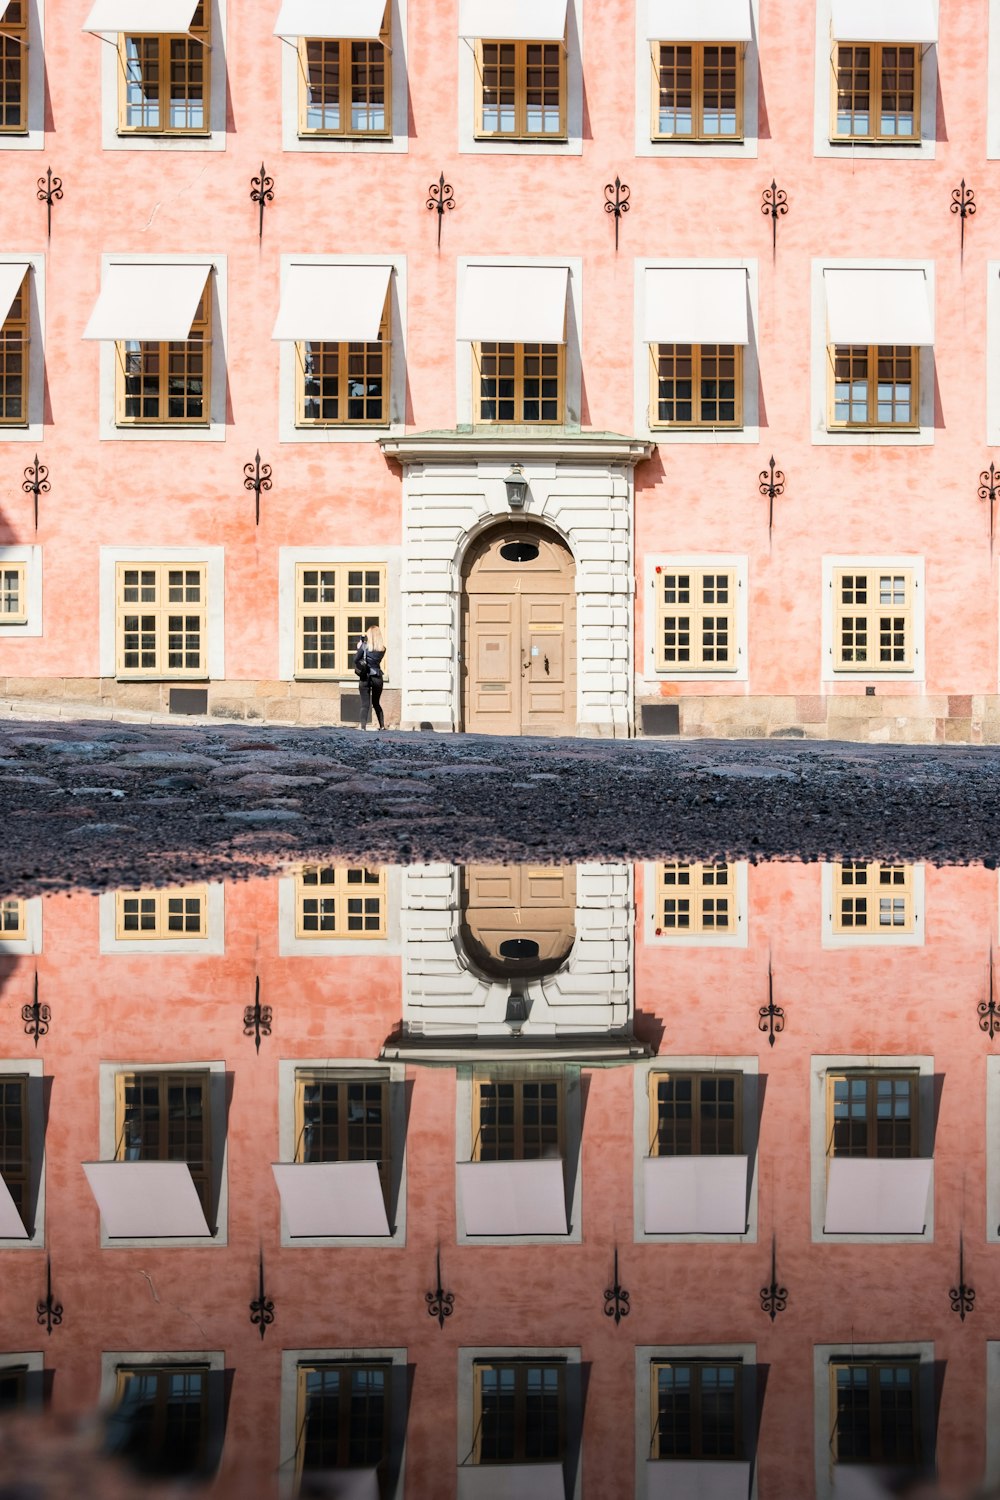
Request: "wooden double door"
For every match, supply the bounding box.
[461,525,577,736]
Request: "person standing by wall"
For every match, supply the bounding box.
[354,625,387,731]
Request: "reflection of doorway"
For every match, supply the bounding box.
[460,865,576,981]
[461,523,576,735]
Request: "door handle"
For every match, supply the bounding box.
[521,656,531,674]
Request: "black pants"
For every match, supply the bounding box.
[359,678,385,729]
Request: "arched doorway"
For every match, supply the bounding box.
[461,521,577,735]
[459,865,577,983]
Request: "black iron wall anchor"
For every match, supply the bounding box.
[950,1235,976,1321]
[979,945,999,1039]
[951,179,976,255]
[249,1250,275,1340]
[36,167,63,238]
[36,1256,63,1336]
[243,451,273,527]
[758,456,785,534]
[761,179,788,252]
[603,176,631,251]
[759,1236,788,1321]
[250,162,274,239]
[243,976,272,1053]
[979,461,1000,548]
[758,959,785,1047]
[426,171,456,248]
[22,454,49,532]
[425,1247,455,1329]
[22,972,50,1047]
[603,1247,631,1326]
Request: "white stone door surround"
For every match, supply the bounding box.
[380,434,653,736]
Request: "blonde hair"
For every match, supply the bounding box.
[366,625,385,652]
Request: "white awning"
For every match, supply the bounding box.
[457,1465,567,1500]
[0,262,29,324]
[273,0,386,40]
[458,1159,567,1234]
[272,1162,390,1237]
[83,0,199,33]
[82,1162,211,1237]
[271,263,391,342]
[643,268,749,345]
[646,1460,754,1500]
[643,1156,748,1234]
[824,1157,932,1234]
[457,265,569,344]
[0,1175,28,1239]
[824,268,934,345]
[297,1469,381,1500]
[82,262,212,341]
[458,0,567,40]
[645,0,752,42]
[831,1470,898,1500]
[830,0,937,43]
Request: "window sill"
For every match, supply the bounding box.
[652,135,744,145]
[293,424,390,432]
[473,132,568,144]
[115,423,212,431]
[116,676,211,684]
[116,129,212,140]
[298,131,393,142]
[827,137,923,148]
[650,425,744,434]
[827,426,920,435]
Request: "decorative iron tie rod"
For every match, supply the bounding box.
[603,1247,631,1325]
[250,162,274,240]
[426,171,456,248]
[761,180,788,251]
[243,452,273,528]
[243,975,272,1052]
[425,1247,455,1328]
[22,454,49,533]
[36,167,63,238]
[758,958,785,1047]
[758,456,785,534]
[603,176,631,251]
[950,179,976,255]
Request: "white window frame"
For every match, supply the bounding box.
[813,0,938,159]
[640,555,749,691]
[984,265,1000,445]
[634,1,759,158]
[988,2,1000,157]
[633,1057,759,1245]
[0,546,42,639]
[809,1053,935,1244]
[95,253,227,442]
[0,1057,45,1251]
[455,255,582,430]
[821,862,924,947]
[634,1343,757,1497]
[0,895,41,955]
[97,1058,229,1247]
[279,0,408,153]
[277,546,401,689]
[279,1346,408,1500]
[98,883,225,954]
[0,1351,44,1408]
[0,254,44,440]
[1,0,44,151]
[457,0,583,156]
[98,546,225,681]
[276,255,406,443]
[641,859,749,948]
[811,258,935,446]
[277,862,403,955]
[97,0,227,151]
[812,1340,934,1500]
[821,554,925,683]
[457,1345,582,1498]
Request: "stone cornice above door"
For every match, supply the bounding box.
[380,430,655,467]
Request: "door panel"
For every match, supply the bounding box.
[468,597,517,731]
[522,597,569,731]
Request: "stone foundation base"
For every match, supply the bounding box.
[637,693,995,744]
[0,677,402,728]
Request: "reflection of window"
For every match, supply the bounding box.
[115,562,207,679]
[652,43,743,140]
[831,569,914,671]
[0,897,26,939]
[117,285,211,426]
[654,571,737,672]
[0,273,27,426]
[294,866,387,938]
[475,342,563,424]
[473,1360,565,1463]
[118,2,210,134]
[473,1077,563,1161]
[0,1365,27,1409]
[115,886,208,940]
[651,343,742,428]
[833,862,914,932]
[0,2,27,134]
[651,1360,743,1459]
[649,1073,742,1156]
[297,299,389,426]
[475,41,565,139]
[655,863,736,933]
[294,565,386,679]
[295,1070,389,1194]
[830,345,916,429]
[298,17,391,137]
[833,45,918,142]
[115,1072,211,1217]
[297,1362,391,1484]
[110,1365,210,1477]
[0,1075,28,1231]
[827,1072,917,1159]
[830,1358,920,1464]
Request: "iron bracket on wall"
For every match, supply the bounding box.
[980,944,999,1038]
[22,454,49,532]
[36,167,63,238]
[759,1236,788,1320]
[243,976,272,1053]
[979,462,999,550]
[243,451,273,527]
[758,456,785,534]
[36,1256,62,1336]
[603,1247,631,1325]
[950,179,976,256]
[22,972,50,1047]
[950,1235,975,1321]
[250,162,274,239]
[426,171,456,248]
[425,1247,455,1329]
[603,176,631,251]
[758,959,785,1047]
[249,1250,275,1340]
[761,179,788,252]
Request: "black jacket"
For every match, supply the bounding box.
[354,643,386,681]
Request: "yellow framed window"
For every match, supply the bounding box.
[117,283,211,427]
[0,563,26,624]
[476,40,566,138]
[115,885,209,940]
[297,299,389,427]
[833,862,914,933]
[830,344,916,429]
[0,1075,28,1231]
[297,1362,391,1481]
[473,1361,566,1464]
[475,342,563,424]
[472,1075,564,1161]
[652,42,743,140]
[832,569,914,672]
[651,1361,743,1459]
[294,564,386,679]
[649,1072,742,1156]
[655,863,736,936]
[115,1071,211,1216]
[295,1070,390,1194]
[651,344,741,428]
[299,11,391,137]
[830,1359,920,1464]
[118,0,210,134]
[0,2,27,134]
[655,568,737,673]
[294,865,387,939]
[115,562,207,679]
[112,1366,210,1476]
[827,1072,917,1159]
[833,44,919,142]
[0,897,26,939]
[0,272,28,426]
